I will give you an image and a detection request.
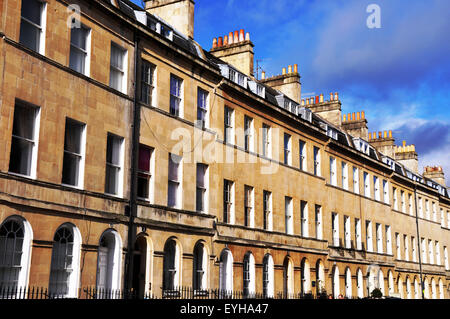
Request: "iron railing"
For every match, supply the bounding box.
[0,285,363,300]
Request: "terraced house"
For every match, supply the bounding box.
[0,0,449,299]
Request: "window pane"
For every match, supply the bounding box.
[21,0,42,25]
[109,68,122,91]
[69,48,86,74]
[19,20,40,52]
[12,104,36,140]
[110,44,124,70]
[137,175,149,198]
[70,26,87,50]
[106,135,122,166]
[168,155,180,181]
[105,165,119,194]
[64,120,83,155]
[138,146,151,172]
[168,181,178,208]
[62,152,80,186]
[9,137,33,175]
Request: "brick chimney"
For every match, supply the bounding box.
[394,141,418,174]
[423,166,446,186]
[210,29,254,77]
[260,64,301,104]
[144,0,195,39]
[368,130,395,158]
[302,92,343,127]
[341,110,369,140]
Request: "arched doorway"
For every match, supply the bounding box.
[132,234,151,298]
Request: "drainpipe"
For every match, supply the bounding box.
[124,30,141,293]
[413,183,425,299]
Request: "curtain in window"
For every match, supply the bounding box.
[138,146,151,198]
[110,44,124,90]
[0,220,24,289]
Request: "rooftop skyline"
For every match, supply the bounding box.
[131,0,450,185]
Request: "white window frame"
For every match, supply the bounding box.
[353,167,359,194]
[344,215,351,249]
[299,140,306,171]
[109,42,128,93]
[263,190,273,231]
[19,0,47,55]
[300,201,308,238]
[244,116,254,152]
[137,144,155,203]
[425,199,430,220]
[363,172,370,198]
[376,223,383,253]
[332,212,339,246]
[261,124,271,158]
[355,218,362,250]
[224,106,235,145]
[393,187,398,211]
[366,221,373,252]
[383,180,389,204]
[244,185,255,228]
[168,153,183,209]
[48,223,82,298]
[418,197,423,218]
[385,225,392,255]
[223,179,235,224]
[9,101,41,179]
[396,233,401,260]
[285,196,293,235]
[313,147,321,176]
[196,163,209,214]
[61,118,86,189]
[401,190,406,213]
[315,205,322,240]
[69,23,91,76]
[428,240,434,264]
[197,87,209,129]
[329,157,337,186]
[373,176,380,201]
[170,74,184,118]
[408,194,413,216]
[284,133,292,166]
[435,241,440,266]
[341,162,348,190]
[404,234,409,261]
[421,238,427,264]
[0,216,33,292]
[104,133,124,197]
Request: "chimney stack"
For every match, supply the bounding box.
[259,64,301,104]
[368,129,395,158]
[341,110,369,140]
[423,166,446,186]
[394,141,419,174]
[210,29,255,77]
[144,0,195,39]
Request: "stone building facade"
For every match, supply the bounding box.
[0,0,449,299]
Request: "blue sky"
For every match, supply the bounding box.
[132,0,450,185]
